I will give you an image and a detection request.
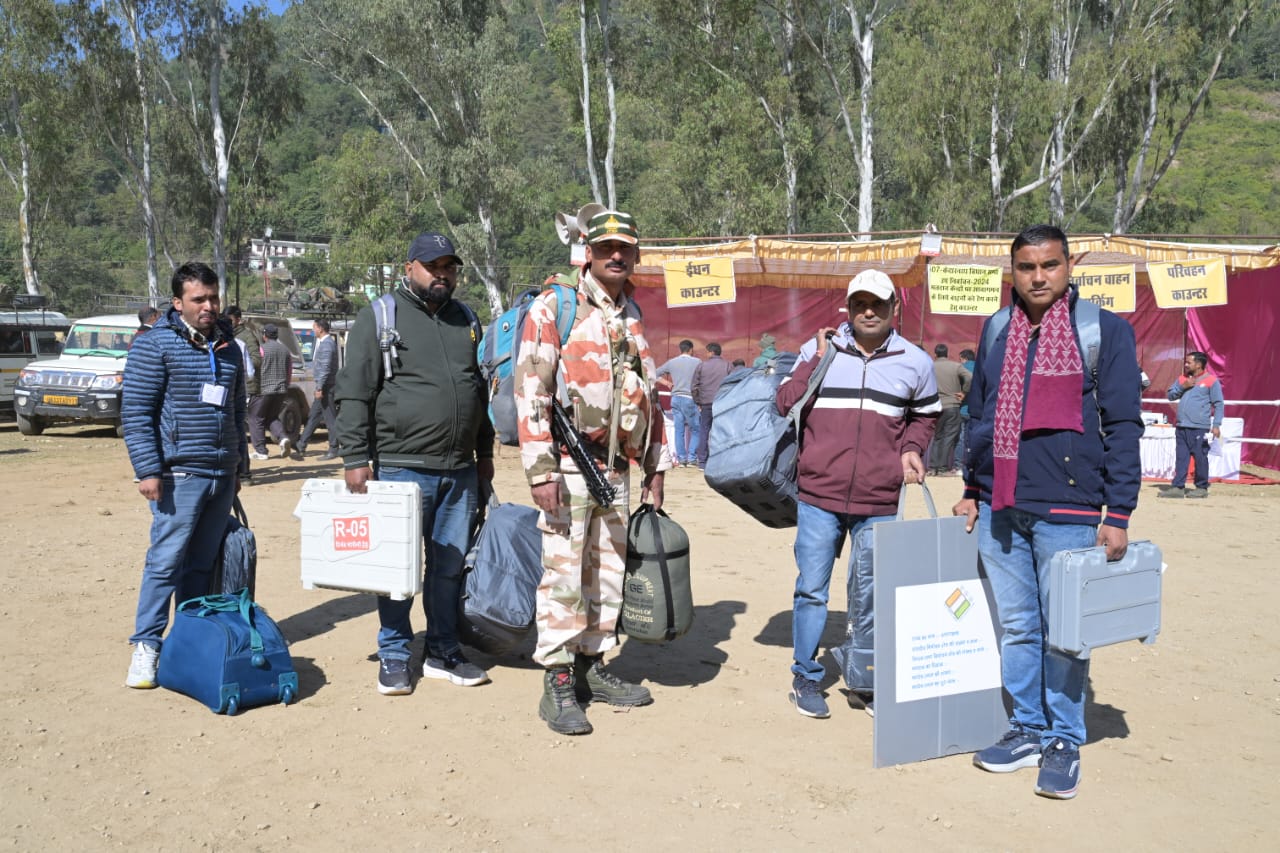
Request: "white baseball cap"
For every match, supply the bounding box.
[846,269,896,302]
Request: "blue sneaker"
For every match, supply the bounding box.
[789,676,830,719]
[1035,738,1081,799]
[377,658,412,696]
[974,727,1043,772]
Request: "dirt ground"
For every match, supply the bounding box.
[1,419,1277,852]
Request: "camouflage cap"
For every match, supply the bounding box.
[585,210,639,246]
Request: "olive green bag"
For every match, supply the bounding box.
[621,504,693,642]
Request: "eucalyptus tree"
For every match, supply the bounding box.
[153,0,297,302]
[292,0,528,316]
[569,0,621,208]
[638,0,821,236]
[67,0,174,303]
[0,0,73,297]
[1099,0,1257,233]
[780,0,903,235]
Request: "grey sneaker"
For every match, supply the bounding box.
[1185,488,1209,499]
[974,727,1043,772]
[539,667,592,735]
[789,675,830,719]
[572,654,652,706]
[1034,738,1081,799]
[377,658,412,695]
[1157,487,1185,499]
[423,650,489,687]
[125,642,159,689]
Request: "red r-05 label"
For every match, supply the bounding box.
[333,516,371,551]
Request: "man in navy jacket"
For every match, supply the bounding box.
[122,262,246,689]
[954,225,1142,800]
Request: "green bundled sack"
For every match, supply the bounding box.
[621,504,693,642]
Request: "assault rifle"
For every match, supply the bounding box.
[550,399,617,508]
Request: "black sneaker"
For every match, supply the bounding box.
[974,727,1042,772]
[1034,738,1081,799]
[423,650,489,687]
[849,690,874,717]
[377,658,412,695]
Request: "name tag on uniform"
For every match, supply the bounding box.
[201,383,228,407]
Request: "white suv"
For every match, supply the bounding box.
[13,314,135,436]
[13,312,313,439]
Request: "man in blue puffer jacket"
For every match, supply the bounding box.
[121,262,246,689]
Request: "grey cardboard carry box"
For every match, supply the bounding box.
[1047,540,1162,659]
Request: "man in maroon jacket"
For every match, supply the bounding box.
[776,269,940,719]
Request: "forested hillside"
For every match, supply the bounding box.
[1,0,1277,318]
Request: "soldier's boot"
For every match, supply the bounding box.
[573,654,653,707]
[538,667,593,735]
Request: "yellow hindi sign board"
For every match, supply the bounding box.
[1070,264,1136,313]
[663,257,737,307]
[1147,258,1227,308]
[927,265,1003,315]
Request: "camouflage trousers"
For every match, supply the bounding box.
[533,459,631,667]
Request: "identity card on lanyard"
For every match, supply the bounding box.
[201,346,228,407]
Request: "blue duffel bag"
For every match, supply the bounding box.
[157,589,298,715]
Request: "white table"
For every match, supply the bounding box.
[1140,416,1242,481]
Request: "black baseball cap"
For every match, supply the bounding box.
[408,232,461,265]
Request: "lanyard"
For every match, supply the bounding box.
[207,345,218,382]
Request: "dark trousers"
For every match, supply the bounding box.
[695,403,714,466]
[248,392,293,453]
[929,407,963,472]
[299,387,337,451]
[1172,426,1210,490]
[953,418,969,470]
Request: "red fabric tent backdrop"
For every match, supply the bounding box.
[632,267,1279,470]
[1187,266,1280,470]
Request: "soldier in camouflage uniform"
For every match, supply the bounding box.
[514,209,670,735]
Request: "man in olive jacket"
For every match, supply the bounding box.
[334,231,496,696]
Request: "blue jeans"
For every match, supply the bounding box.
[1172,427,1210,490]
[792,500,895,682]
[376,464,478,661]
[131,472,237,647]
[977,504,1097,746]
[670,395,700,462]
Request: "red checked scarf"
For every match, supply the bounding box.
[991,296,1084,510]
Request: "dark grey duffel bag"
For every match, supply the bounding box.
[702,346,835,529]
[621,504,693,642]
[458,489,544,655]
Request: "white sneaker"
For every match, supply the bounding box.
[278,438,292,458]
[249,451,270,461]
[126,642,159,689]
